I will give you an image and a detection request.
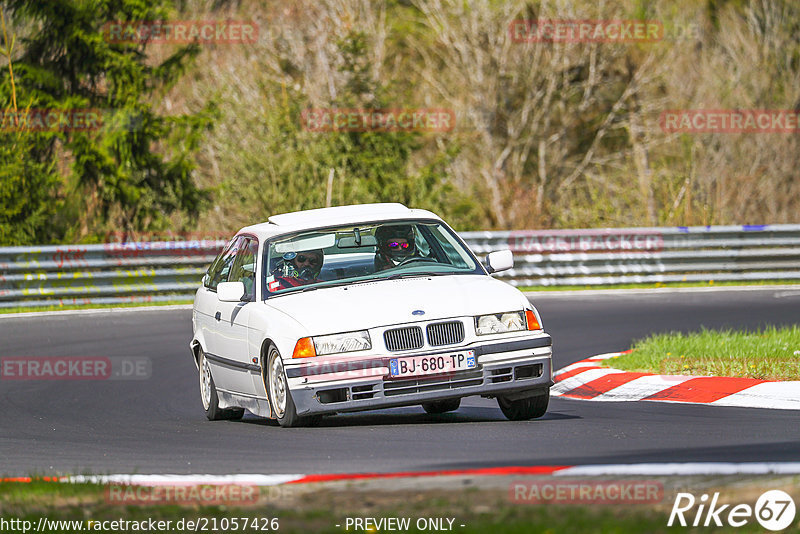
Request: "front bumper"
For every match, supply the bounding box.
[286,335,553,416]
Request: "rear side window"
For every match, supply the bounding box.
[204,236,242,291]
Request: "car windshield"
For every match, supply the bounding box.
[263,220,483,296]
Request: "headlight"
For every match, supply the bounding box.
[313,330,372,356]
[475,311,531,335]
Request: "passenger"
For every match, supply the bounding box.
[273,249,324,289]
[374,225,418,271]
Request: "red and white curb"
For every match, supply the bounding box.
[5,462,800,486]
[553,351,800,410]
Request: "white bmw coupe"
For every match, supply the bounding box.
[191,203,553,427]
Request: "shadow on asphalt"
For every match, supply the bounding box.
[237,407,580,428]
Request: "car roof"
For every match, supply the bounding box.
[236,203,444,241]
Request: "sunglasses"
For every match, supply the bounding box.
[296,255,320,266]
[387,241,411,250]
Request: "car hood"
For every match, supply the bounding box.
[263,274,529,335]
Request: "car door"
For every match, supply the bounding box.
[195,236,240,359]
[212,235,260,396]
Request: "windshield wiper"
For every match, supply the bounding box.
[385,272,446,280]
[301,277,384,291]
[285,272,448,293]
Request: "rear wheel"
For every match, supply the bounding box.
[497,390,549,421]
[422,398,461,414]
[198,349,244,421]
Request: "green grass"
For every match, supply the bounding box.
[520,280,800,292]
[0,480,776,534]
[605,326,800,380]
[0,299,193,315]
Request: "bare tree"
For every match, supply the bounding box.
[411,0,668,228]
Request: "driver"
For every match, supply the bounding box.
[374,225,418,271]
[272,249,324,289]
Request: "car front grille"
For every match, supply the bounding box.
[426,320,465,347]
[384,326,424,352]
[383,369,484,396]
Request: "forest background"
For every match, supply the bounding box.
[1,0,798,245]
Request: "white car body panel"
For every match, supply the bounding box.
[263,275,530,336]
[190,203,553,422]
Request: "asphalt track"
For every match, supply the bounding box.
[1,288,799,477]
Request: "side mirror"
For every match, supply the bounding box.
[485,250,514,274]
[217,281,246,302]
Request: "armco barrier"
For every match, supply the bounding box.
[460,224,800,287]
[0,240,225,308]
[1,225,799,308]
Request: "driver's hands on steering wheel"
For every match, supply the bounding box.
[396,255,436,267]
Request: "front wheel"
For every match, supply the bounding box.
[266,344,305,427]
[198,349,244,421]
[497,390,549,421]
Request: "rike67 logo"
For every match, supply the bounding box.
[668,490,796,531]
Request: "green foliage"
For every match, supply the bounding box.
[210,29,483,231]
[4,0,799,243]
[0,129,61,244]
[0,0,212,245]
[323,32,480,225]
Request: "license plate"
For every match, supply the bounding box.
[389,350,476,378]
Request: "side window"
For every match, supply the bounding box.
[228,237,259,301]
[204,236,242,291]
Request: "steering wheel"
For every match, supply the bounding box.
[396,256,437,267]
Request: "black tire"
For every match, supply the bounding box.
[198,349,245,421]
[265,344,306,428]
[422,398,461,414]
[226,408,245,421]
[497,390,549,421]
